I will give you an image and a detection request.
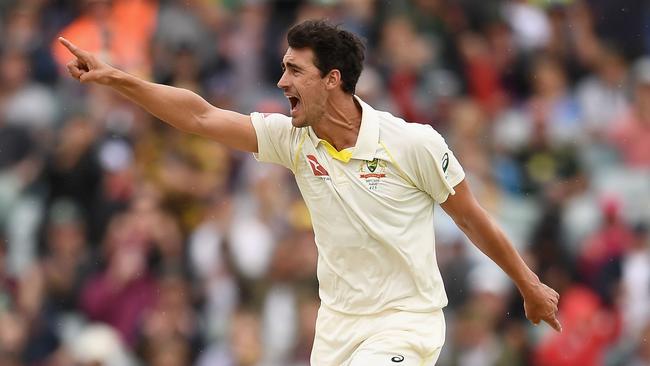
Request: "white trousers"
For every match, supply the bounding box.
[310,305,446,366]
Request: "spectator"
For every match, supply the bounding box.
[68,323,136,366]
[621,224,650,339]
[80,212,158,346]
[578,197,634,298]
[52,0,158,77]
[534,286,619,366]
[608,57,650,168]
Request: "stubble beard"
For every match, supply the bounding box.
[291,99,326,128]
[291,116,309,128]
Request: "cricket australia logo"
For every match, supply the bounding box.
[366,158,378,172]
[359,158,387,191]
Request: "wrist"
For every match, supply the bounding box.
[107,68,128,86]
[515,272,541,297]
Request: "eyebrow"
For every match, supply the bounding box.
[281,61,304,71]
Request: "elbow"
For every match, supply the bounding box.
[193,108,210,134]
[187,91,213,134]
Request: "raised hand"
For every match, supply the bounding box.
[58,37,117,84]
[522,282,562,332]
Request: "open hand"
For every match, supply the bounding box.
[58,37,116,84]
[522,282,562,332]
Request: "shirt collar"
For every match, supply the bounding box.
[307,95,379,161]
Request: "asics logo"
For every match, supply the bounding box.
[391,355,404,363]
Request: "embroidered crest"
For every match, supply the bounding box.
[359,158,387,191]
[367,158,378,172]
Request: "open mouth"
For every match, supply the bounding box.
[287,96,301,114]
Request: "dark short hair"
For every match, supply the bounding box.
[287,19,365,94]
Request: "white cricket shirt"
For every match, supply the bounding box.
[251,96,465,315]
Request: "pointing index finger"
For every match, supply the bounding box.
[545,315,563,332]
[58,37,85,58]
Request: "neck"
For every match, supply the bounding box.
[312,93,362,151]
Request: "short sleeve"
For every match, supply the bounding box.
[406,125,465,203]
[251,112,298,171]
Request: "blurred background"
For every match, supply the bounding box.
[0,0,649,365]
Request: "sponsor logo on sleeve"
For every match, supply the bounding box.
[442,152,449,173]
[442,152,450,179]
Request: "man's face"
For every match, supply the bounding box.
[277,47,328,127]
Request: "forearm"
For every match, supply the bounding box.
[108,69,213,135]
[60,37,257,151]
[456,206,540,294]
[442,181,561,330]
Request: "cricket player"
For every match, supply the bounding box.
[59,19,561,366]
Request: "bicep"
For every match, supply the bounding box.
[198,108,258,153]
[440,179,483,228]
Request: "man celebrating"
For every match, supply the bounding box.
[60,19,560,366]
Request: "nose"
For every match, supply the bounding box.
[277,71,289,90]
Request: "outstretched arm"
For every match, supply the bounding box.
[58,37,257,152]
[441,179,562,332]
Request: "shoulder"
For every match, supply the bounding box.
[252,112,291,124]
[251,112,303,137]
[250,112,307,158]
[376,111,446,153]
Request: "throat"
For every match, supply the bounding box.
[312,121,359,152]
[312,96,361,151]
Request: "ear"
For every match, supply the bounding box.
[324,69,341,90]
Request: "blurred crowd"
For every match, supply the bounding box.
[0,0,649,365]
